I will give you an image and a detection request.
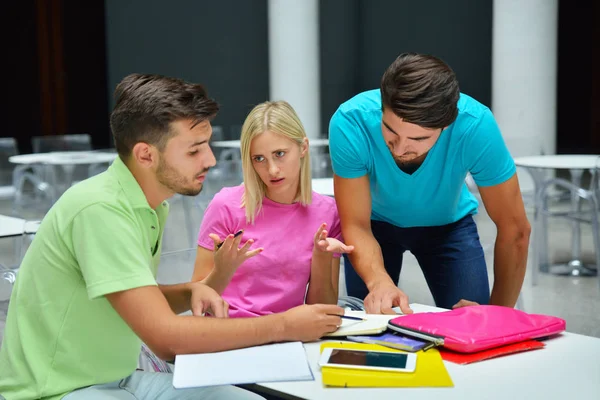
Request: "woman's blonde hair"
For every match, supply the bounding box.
[240,100,312,224]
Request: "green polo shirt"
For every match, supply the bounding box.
[0,157,169,400]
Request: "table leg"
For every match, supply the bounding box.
[529,168,548,286]
[61,164,76,191]
[549,168,596,276]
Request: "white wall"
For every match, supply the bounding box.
[268,0,321,138]
[492,0,559,190]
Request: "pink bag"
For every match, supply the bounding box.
[388,305,566,353]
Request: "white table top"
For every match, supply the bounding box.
[9,151,117,165]
[0,215,25,238]
[514,154,600,170]
[312,177,334,197]
[256,304,600,400]
[211,138,329,148]
[0,215,41,238]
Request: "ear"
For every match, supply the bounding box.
[131,142,158,169]
[300,137,309,158]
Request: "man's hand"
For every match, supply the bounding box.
[313,223,354,254]
[209,232,263,274]
[452,299,479,309]
[280,304,344,342]
[189,281,229,317]
[364,280,413,315]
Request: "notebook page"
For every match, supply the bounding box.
[173,342,313,388]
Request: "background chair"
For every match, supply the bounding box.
[0,138,18,200]
[204,148,243,195]
[31,134,92,153]
[533,157,600,290]
[0,264,16,301]
[0,138,56,214]
[311,149,333,179]
[32,134,94,186]
[211,125,224,142]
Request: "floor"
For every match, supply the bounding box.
[1,179,599,350]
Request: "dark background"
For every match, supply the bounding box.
[1,0,597,154]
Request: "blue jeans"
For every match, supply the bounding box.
[61,371,264,400]
[344,215,490,309]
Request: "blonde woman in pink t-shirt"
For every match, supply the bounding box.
[192,101,354,318]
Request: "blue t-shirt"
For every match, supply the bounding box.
[329,89,515,228]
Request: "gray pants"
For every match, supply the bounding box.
[62,371,264,400]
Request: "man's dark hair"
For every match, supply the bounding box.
[110,73,219,159]
[380,53,459,129]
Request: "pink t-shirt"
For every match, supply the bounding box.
[197,185,342,318]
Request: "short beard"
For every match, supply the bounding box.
[156,157,205,197]
[393,152,428,173]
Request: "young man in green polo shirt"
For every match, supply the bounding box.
[0,74,343,399]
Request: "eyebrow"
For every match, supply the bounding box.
[189,140,208,148]
[252,148,290,157]
[382,120,432,141]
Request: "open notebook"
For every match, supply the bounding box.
[324,311,397,337]
[173,342,313,388]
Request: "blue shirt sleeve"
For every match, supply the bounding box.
[462,108,516,187]
[328,109,369,179]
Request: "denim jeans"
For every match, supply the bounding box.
[344,215,490,309]
[62,371,264,400]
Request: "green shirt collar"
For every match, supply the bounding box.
[109,156,159,210]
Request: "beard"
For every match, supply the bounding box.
[156,157,207,197]
[392,151,429,173]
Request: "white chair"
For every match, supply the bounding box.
[0,264,16,301]
[533,157,600,289]
[0,138,18,200]
[31,134,92,153]
[0,138,52,210]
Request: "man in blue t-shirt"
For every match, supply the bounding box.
[329,53,531,313]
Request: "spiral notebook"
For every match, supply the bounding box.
[173,342,313,388]
[324,312,396,337]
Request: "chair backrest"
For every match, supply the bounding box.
[0,137,19,186]
[592,156,600,192]
[311,150,333,178]
[211,126,224,142]
[31,134,92,153]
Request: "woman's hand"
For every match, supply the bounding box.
[313,223,354,254]
[209,232,263,275]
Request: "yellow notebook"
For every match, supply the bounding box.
[319,342,453,388]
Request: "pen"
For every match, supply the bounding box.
[216,230,243,250]
[422,342,437,352]
[328,314,368,322]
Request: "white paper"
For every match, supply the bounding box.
[173,342,313,388]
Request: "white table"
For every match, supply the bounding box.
[9,151,117,199]
[211,138,329,149]
[514,155,600,278]
[8,150,117,166]
[312,178,334,197]
[0,214,26,239]
[251,304,600,400]
[514,155,600,170]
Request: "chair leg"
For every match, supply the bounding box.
[589,197,600,291]
[183,196,197,248]
[539,192,550,272]
[516,292,526,311]
[532,193,543,287]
